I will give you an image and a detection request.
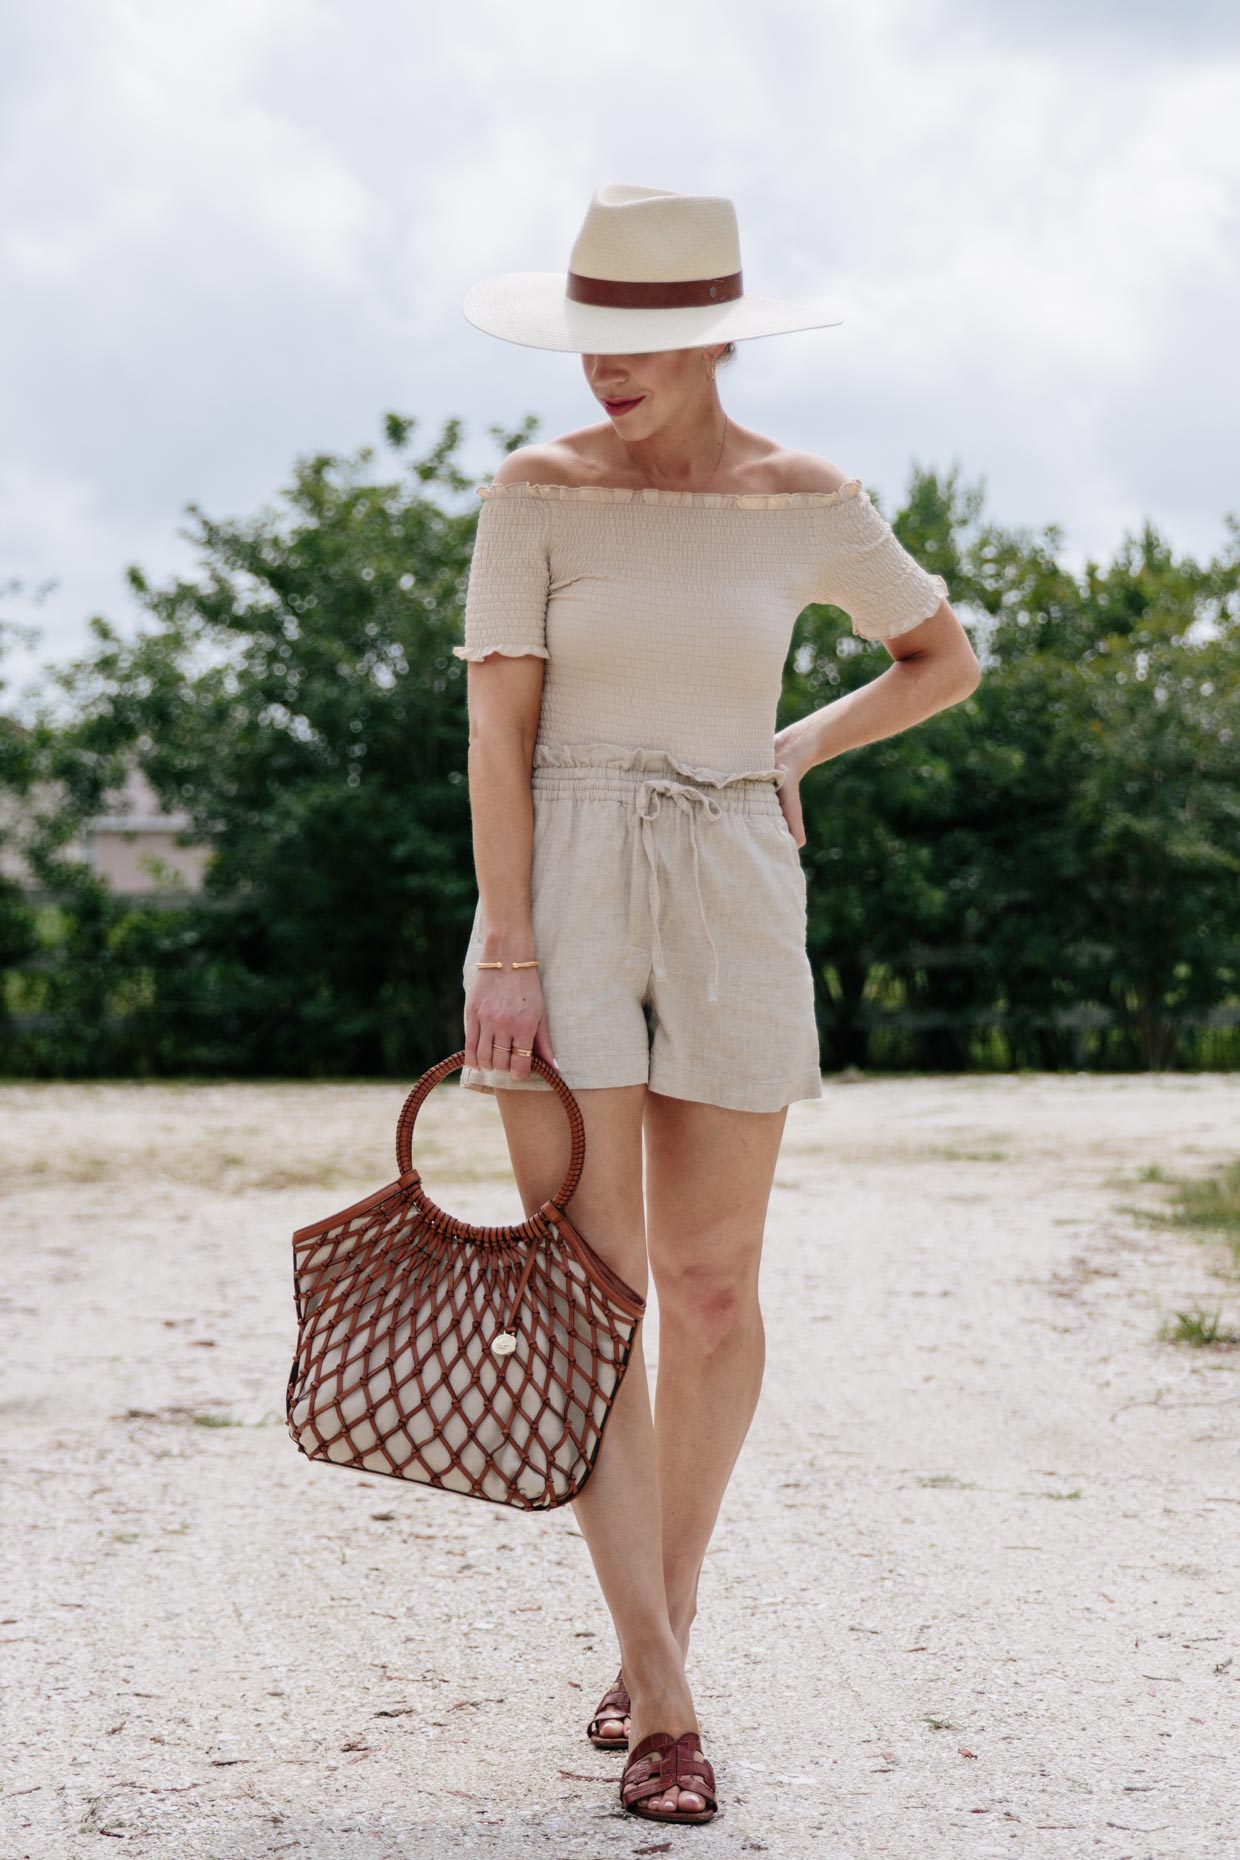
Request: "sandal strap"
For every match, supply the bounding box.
[587,1669,631,1736]
[622,1730,716,1811]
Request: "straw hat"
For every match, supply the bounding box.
[462,182,844,354]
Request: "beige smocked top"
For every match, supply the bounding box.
[451,478,950,784]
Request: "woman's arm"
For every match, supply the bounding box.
[784,601,980,775]
[777,606,981,848]
[454,453,557,1075]
[774,607,979,847]
[464,657,544,960]
[771,452,981,842]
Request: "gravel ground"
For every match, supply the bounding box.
[2,1072,1238,1860]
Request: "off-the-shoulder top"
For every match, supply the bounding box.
[451,478,949,781]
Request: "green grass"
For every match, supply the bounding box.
[1126,1157,1240,1348]
[1158,1306,1240,1348]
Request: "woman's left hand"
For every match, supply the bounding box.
[773,724,810,850]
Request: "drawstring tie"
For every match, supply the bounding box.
[634,779,724,1006]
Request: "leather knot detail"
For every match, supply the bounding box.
[620,1728,718,1822]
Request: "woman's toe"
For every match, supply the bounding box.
[648,1785,703,1814]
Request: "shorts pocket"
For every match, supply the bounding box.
[763,811,805,872]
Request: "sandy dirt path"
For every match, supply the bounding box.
[2,1073,1237,1859]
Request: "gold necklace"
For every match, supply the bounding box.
[616,413,730,494]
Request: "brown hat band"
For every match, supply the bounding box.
[565,269,743,309]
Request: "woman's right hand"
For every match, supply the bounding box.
[463,964,558,1083]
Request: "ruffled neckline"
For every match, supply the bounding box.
[475,476,865,510]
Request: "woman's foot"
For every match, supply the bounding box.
[621,1730,717,1824]
[622,1666,707,1817]
[586,1668,631,1747]
[589,1610,698,1747]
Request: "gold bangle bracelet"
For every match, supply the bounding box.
[474,959,540,970]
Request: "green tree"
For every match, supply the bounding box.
[17,413,536,1076]
[783,466,1240,1071]
[8,420,1239,1080]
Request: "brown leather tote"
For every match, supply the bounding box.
[285,1050,646,1511]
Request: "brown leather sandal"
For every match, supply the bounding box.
[620,1729,718,1824]
[586,1666,631,1748]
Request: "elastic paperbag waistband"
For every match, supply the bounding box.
[530,740,785,817]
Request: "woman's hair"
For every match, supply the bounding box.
[717,341,737,368]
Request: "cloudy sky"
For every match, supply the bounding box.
[2,0,1237,720]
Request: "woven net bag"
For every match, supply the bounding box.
[285,1050,646,1511]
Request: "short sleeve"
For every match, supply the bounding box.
[811,483,949,641]
[451,485,551,662]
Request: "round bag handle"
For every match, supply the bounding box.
[394,1050,587,1241]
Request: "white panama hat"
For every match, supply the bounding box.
[462,181,844,355]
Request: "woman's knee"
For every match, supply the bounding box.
[653,1249,763,1350]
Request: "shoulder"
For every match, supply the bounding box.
[488,437,855,496]
[766,450,853,496]
[490,440,595,488]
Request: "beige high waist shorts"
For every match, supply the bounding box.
[459,743,824,1114]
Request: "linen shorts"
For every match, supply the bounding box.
[458,743,824,1114]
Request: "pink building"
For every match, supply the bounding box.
[0,728,211,895]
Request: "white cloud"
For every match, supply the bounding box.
[1,0,1236,716]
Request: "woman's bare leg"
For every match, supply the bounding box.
[494,1080,707,1814]
[643,1091,790,1658]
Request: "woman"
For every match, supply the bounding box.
[452,183,981,1827]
